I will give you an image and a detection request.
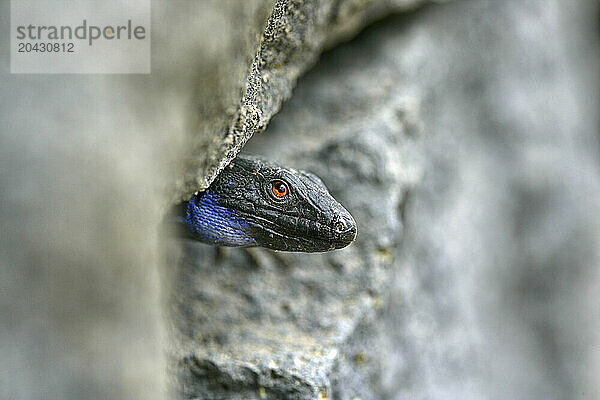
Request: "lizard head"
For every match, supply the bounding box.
[175,154,357,252]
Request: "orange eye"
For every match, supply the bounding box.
[271,181,288,198]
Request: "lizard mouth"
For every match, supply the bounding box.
[241,209,357,252]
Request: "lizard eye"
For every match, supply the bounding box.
[271,180,288,198]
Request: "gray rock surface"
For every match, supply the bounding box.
[2,0,599,399]
[172,1,600,399]
[173,0,430,202]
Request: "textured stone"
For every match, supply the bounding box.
[175,0,429,202]
[173,1,600,399]
[2,0,598,399]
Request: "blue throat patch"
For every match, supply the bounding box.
[182,191,256,247]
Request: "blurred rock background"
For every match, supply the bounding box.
[1,1,598,399]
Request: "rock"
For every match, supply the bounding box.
[2,0,598,399]
[173,0,600,399]
[174,0,430,202]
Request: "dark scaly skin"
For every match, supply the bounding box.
[172,154,357,252]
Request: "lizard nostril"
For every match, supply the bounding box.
[332,213,356,235]
[331,212,357,249]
